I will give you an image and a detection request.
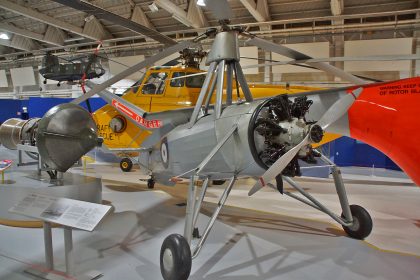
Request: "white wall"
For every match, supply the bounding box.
[344,38,413,73]
[271,42,330,73]
[0,70,8,87]
[108,55,145,81]
[10,67,36,86]
[240,46,259,74]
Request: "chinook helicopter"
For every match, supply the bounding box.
[39,44,105,87]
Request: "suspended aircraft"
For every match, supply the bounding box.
[39,43,105,86]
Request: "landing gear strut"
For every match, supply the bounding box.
[281,154,373,240]
[160,175,236,280]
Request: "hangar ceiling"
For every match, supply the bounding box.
[0,0,419,65]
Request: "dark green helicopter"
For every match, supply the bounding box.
[39,52,105,86]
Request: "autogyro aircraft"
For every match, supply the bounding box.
[91,47,330,173]
[54,2,420,279]
[3,0,418,279]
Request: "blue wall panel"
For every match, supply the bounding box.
[331,136,400,170]
[27,97,106,118]
[0,100,23,122]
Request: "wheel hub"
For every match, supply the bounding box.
[162,248,174,273]
[347,216,360,231]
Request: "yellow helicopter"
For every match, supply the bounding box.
[92,50,339,172]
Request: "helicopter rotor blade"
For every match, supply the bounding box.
[71,40,197,105]
[247,37,368,85]
[50,0,176,46]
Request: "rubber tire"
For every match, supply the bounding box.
[342,205,373,240]
[160,234,192,280]
[120,158,133,172]
[147,179,155,189]
[212,180,226,185]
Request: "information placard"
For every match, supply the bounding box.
[9,194,112,231]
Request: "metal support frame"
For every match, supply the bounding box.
[183,174,236,259]
[215,60,226,119]
[25,222,102,280]
[282,154,354,227]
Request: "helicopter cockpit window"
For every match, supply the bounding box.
[142,72,168,95]
[186,73,206,88]
[170,72,186,87]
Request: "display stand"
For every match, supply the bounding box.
[9,193,112,280]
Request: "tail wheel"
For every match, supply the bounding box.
[147,178,155,189]
[120,158,133,172]
[160,234,192,280]
[341,205,373,240]
[212,180,226,185]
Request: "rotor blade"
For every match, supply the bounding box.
[248,134,310,196]
[50,0,176,46]
[71,40,196,105]
[316,87,363,130]
[247,37,368,85]
[203,0,233,21]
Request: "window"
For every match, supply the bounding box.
[121,73,145,96]
[142,72,168,95]
[170,72,186,87]
[186,72,206,88]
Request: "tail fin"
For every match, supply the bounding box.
[348,77,420,186]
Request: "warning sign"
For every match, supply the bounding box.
[112,99,162,129]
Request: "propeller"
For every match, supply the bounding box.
[248,87,363,196]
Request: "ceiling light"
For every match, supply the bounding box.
[197,0,206,6]
[149,2,158,12]
[0,33,10,40]
[84,15,95,22]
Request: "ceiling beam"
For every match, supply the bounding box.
[187,0,208,28]
[239,0,270,22]
[331,0,344,16]
[0,0,104,41]
[0,22,65,46]
[154,0,203,28]
[131,5,155,30]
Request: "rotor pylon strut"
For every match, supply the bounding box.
[188,30,253,127]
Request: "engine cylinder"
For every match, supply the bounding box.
[0,118,40,150]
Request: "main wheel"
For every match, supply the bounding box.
[120,158,133,172]
[341,205,372,240]
[160,234,192,280]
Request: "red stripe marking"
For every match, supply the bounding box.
[259,177,265,186]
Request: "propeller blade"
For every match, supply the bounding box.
[248,87,363,196]
[203,0,233,21]
[316,87,363,130]
[246,37,368,85]
[248,134,310,196]
[71,41,196,105]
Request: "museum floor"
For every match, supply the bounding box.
[0,147,419,280]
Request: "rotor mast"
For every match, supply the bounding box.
[188,29,253,127]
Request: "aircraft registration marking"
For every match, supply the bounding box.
[112,99,162,129]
